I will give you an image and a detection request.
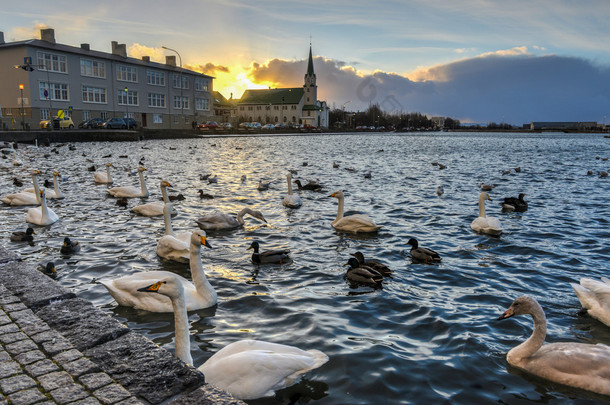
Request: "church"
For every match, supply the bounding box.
[235,45,329,128]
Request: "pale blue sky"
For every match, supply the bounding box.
[3,0,610,124]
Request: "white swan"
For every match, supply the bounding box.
[25,171,64,199]
[137,275,328,400]
[156,202,191,263]
[11,150,22,166]
[498,296,610,396]
[26,190,59,226]
[1,170,41,206]
[471,192,502,235]
[571,277,610,327]
[101,230,216,312]
[195,207,267,231]
[282,173,302,208]
[131,180,177,217]
[108,166,149,198]
[329,190,381,233]
[94,162,114,184]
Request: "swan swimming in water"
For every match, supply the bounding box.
[156,202,191,263]
[1,170,41,206]
[101,230,216,312]
[94,162,114,184]
[471,192,502,236]
[571,277,610,327]
[329,190,381,233]
[26,190,59,226]
[498,296,610,396]
[108,166,149,198]
[25,171,64,199]
[131,180,177,217]
[195,207,267,231]
[282,173,302,208]
[137,275,328,399]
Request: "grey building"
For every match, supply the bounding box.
[0,28,213,130]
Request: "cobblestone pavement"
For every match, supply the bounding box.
[0,283,142,405]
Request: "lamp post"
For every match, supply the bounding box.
[14,62,53,130]
[162,46,183,128]
[19,84,25,130]
[342,100,351,129]
[124,87,129,128]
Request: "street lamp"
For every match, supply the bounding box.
[14,62,53,130]
[124,87,129,128]
[19,84,25,130]
[162,46,183,127]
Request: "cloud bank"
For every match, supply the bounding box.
[245,50,610,125]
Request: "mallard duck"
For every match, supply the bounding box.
[480,182,496,191]
[13,177,23,187]
[406,238,441,263]
[137,276,327,399]
[247,241,291,264]
[471,192,502,236]
[436,186,444,196]
[116,197,129,207]
[294,179,322,191]
[329,190,381,233]
[198,189,214,199]
[349,252,391,276]
[37,262,56,279]
[500,193,528,212]
[60,237,80,255]
[10,227,35,242]
[344,257,383,286]
[498,296,610,396]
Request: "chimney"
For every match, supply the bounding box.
[41,28,56,44]
[111,41,127,57]
[141,56,150,62]
[166,55,176,66]
[80,43,90,51]
[0,32,4,45]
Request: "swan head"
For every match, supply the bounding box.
[349,252,365,264]
[249,210,267,223]
[137,276,184,299]
[247,241,260,252]
[498,296,539,320]
[39,189,46,199]
[406,238,419,248]
[160,180,172,188]
[479,192,491,201]
[329,190,344,199]
[105,163,113,168]
[191,230,212,249]
[31,169,41,175]
[344,257,361,269]
[138,166,146,172]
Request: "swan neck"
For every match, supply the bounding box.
[478,195,486,217]
[32,174,41,203]
[40,195,49,220]
[508,306,547,363]
[106,166,112,182]
[171,292,193,365]
[335,195,344,222]
[138,170,148,195]
[53,174,63,197]
[163,204,175,236]
[161,184,169,203]
[236,208,250,225]
[189,243,215,301]
[287,175,293,195]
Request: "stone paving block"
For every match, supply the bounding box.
[0,373,37,394]
[62,357,100,377]
[2,303,27,313]
[0,294,20,306]
[0,246,20,264]
[168,385,245,405]
[38,370,73,391]
[0,323,19,335]
[0,331,28,345]
[7,387,47,405]
[52,348,82,364]
[93,383,132,404]
[84,332,205,405]
[79,372,114,391]
[14,312,51,336]
[0,350,10,362]
[30,329,63,345]
[36,299,129,352]
[5,338,38,356]
[0,314,11,326]
[0,262,75,311]
[41,335,74,355]
[24,359,60,377]
[49,383,90,403]
[115,397,144,405]
[14,349,46,365]
[70,397,102,405]
[0,360,22,378]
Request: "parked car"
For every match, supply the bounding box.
[261,124,276,130]
[102,118,127,129]
[40,116,74,129]
[223,122,232,129]
[125,118,138,129]
[197,121,219,130]
[78,118,105,129]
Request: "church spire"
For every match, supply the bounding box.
[307,44,315,76]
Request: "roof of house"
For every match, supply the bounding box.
[213,91,235,107]
[239,88,304,105]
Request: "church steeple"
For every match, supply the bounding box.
[307,44,315,76]
[304,43,317,104]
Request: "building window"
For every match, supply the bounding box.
[147,70,165,86]
[83,111,90,120]
[148,93,166,108]
[172,74,189,89]
[173,96,188,109]
[118,89,139,106]
[239,106,244,111]
[80,59,106,78]
[37,52,67,73]
[116,65,137,82]
[248,106,253,111]
[153,114,163,124]
[173,115,179,124]
[291,105,297,110]
[195,97,209,111]
[195,77,209,91]
[101,111,109,120]
[82,86,107,103]
[40,109,49,120]
[39,82,69,101]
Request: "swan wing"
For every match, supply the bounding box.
[572,279,610,326]
[471,217,502,235]
[131,202,164,217]
[333,214,381,233]
[283,195,302,208]
[156,235,190,263]
[94,172,110,183]
[108,186,140,197]
[2,192,39,206]
[196,212,237,230]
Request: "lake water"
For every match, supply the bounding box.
[2,132,609,404]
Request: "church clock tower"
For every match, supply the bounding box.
[304,44,317,105]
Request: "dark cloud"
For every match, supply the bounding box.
[246,54,610,124]
[186,63,230,76]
